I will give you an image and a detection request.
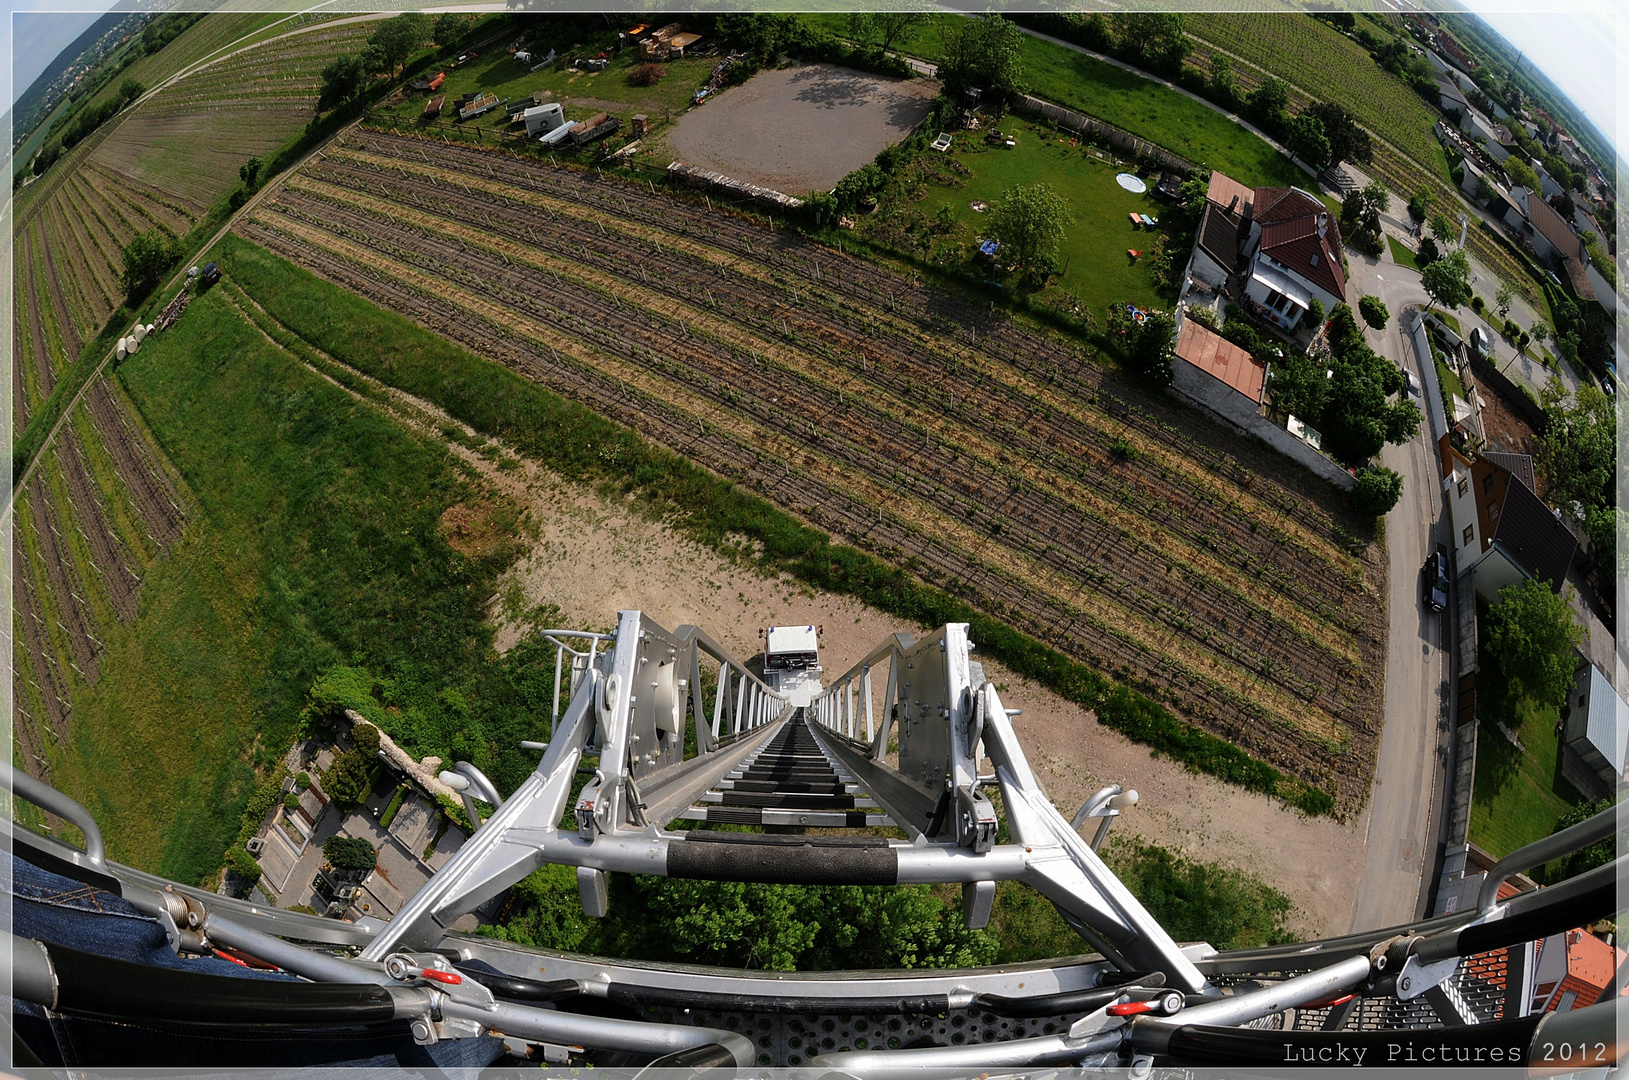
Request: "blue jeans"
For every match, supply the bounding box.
[6,850,505,1068]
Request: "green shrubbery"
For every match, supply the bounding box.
[223,846,263,883]
[323,835,379,873]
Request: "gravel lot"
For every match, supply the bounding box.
[665,62,940,194]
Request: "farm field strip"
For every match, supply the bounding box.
[257,193,1357,743]
[242,137,1386,796]
[83,378,187,551]
[239,213,1356,767]
[30,216,84,364]
[44,198,114,331]
[333,137,1362,576]
[287,170,1364,667]
[12,524,70,777]
[83,164,197,236]
[24,471,101,686]
[38,444,125,639]
[19,229,54,417]
[59,178,133,289]
[54,427,142,626]
[68,172,143,246]
[70,403,163,571]
[83,160,205,224]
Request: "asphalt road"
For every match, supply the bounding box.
[1344,250,1454,932]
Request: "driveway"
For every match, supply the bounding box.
[1342,251,1454,932]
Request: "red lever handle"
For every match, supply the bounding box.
[1106,1001,1156,1016]
[1303,993,1355,1009]
[417,968,463,985]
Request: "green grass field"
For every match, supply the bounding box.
[1387,234,1421,272]
[913,126,1163,314]
[803,13,1306,189]
[1467,697,1582,859]
[47,273,504,882]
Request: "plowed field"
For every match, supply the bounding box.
[239,130,1388,808]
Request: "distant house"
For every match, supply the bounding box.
[1461,106,1511,162]
[1171,319,1268,427]
[1439,435,1578,601]
[1435,72,1469,117]
[1561,661,1629,799]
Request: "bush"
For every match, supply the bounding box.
[1358,295,1390,331]
[323,835,378,873]
[1471,295,1485,313]
[1351,465,1404,517]
[322,748,373,806]
[352,722,382,756]
[224,846,263,883]
[296,772,311,790]
[628,63,666,86]
[1105,840,1294,949]
[283,792,300,810]
[1304,298,1325,329]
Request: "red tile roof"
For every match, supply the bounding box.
[1252,187,1347,301]
[1175,320,1266,403]
[1206,170,1255,216]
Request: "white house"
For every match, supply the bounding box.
[1562,661,1628,800]
[1185,172,1346,334]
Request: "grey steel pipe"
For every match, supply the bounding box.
[1477,801,1619,911]
[1527,998,1619,1072]
[6,933,58,1009]
[200,912,389,985]
[0,761,106,870]
[439,998,757,1065]
[1129,953,1373,1055]
[805,1027,1126,1078]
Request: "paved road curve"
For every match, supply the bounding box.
[1344,248,1454,932]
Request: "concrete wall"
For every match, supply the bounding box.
[1168,361,1356,490]
[1584,260,1615,314]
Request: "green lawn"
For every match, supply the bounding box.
[48,272,509,883]
[1468,696,1583,859]
[1436,355,1465,401]
[913,126,1163,314]
[1434,310,1463,335]
[1388,234,1421,272]
[802,14,1305,189]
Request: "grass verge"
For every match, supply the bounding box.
[1387,234,1421,272]
[216,232,1335,817]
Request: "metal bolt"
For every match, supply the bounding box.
[410,1018,435,1043]
[1399,977,1412,992]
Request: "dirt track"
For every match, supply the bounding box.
[665,62,940,194]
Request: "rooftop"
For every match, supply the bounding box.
[1252,187,1347,301]
[1205,170,1254,217]
[1481,451,1535,493]
[1175,319,1267,403]
[1491,465,1578,590]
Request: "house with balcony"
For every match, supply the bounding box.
[1439,435,1578,602]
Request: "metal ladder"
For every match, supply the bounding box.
[676,710,893,828]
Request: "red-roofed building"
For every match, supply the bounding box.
[1533,930,1625,1013]
[1184,172,1347,334]
[1174,320,1266,404]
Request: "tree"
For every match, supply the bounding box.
[317,52,371,113]
[1428,210,1458,246]
[1304,297,1325,329]
[1407,188,1433,222]
[1358,295,1390,330]
[1351,466,1404,516]
[118,78,145,105]
[1536,382,1615,517]
[1244,76,1289,134]
[322,747,373,806]
[120,229,181,301]
[239,156,263,190]
[870,11,926,53]
[1113,13,1190,73]
[1484,577,1584,710]
[1416,236,1440,266]
[368,12,430,79]
[1541,797,1619,884]
[1503,156,1540,193]
[1266,350,1329,421]
[1421,249,1472,311]
[323,835,379,873]
[1108,308,1175,388]
[1474,174,1498,206]
[433,11,468,48]
[1306,101,1372,169]
[716,13,796,57]
[1341,182,1388,238]
[224,846,263,883]
[1285,113,1330,168]
[988,183,1072,281]
[1486,287,1515,327]
[352,721,382,756]
[937,14,1025,96]
[1206,54,1240,109]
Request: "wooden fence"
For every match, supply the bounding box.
[1008,93,1198,175]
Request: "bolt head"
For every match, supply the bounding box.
[1400,977,1412,991]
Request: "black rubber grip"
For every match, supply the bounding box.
[1456,874,1617,958]
[666,834,898,885]
[1163,1015,1544,1068]
[454,966,581,1003]
[44,940,398,1026]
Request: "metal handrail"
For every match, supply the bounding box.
[1477,801,1619,911]
[0,761,107,871]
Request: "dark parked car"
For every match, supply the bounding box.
[1423,545,1449,612]
[199,262,221,288]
